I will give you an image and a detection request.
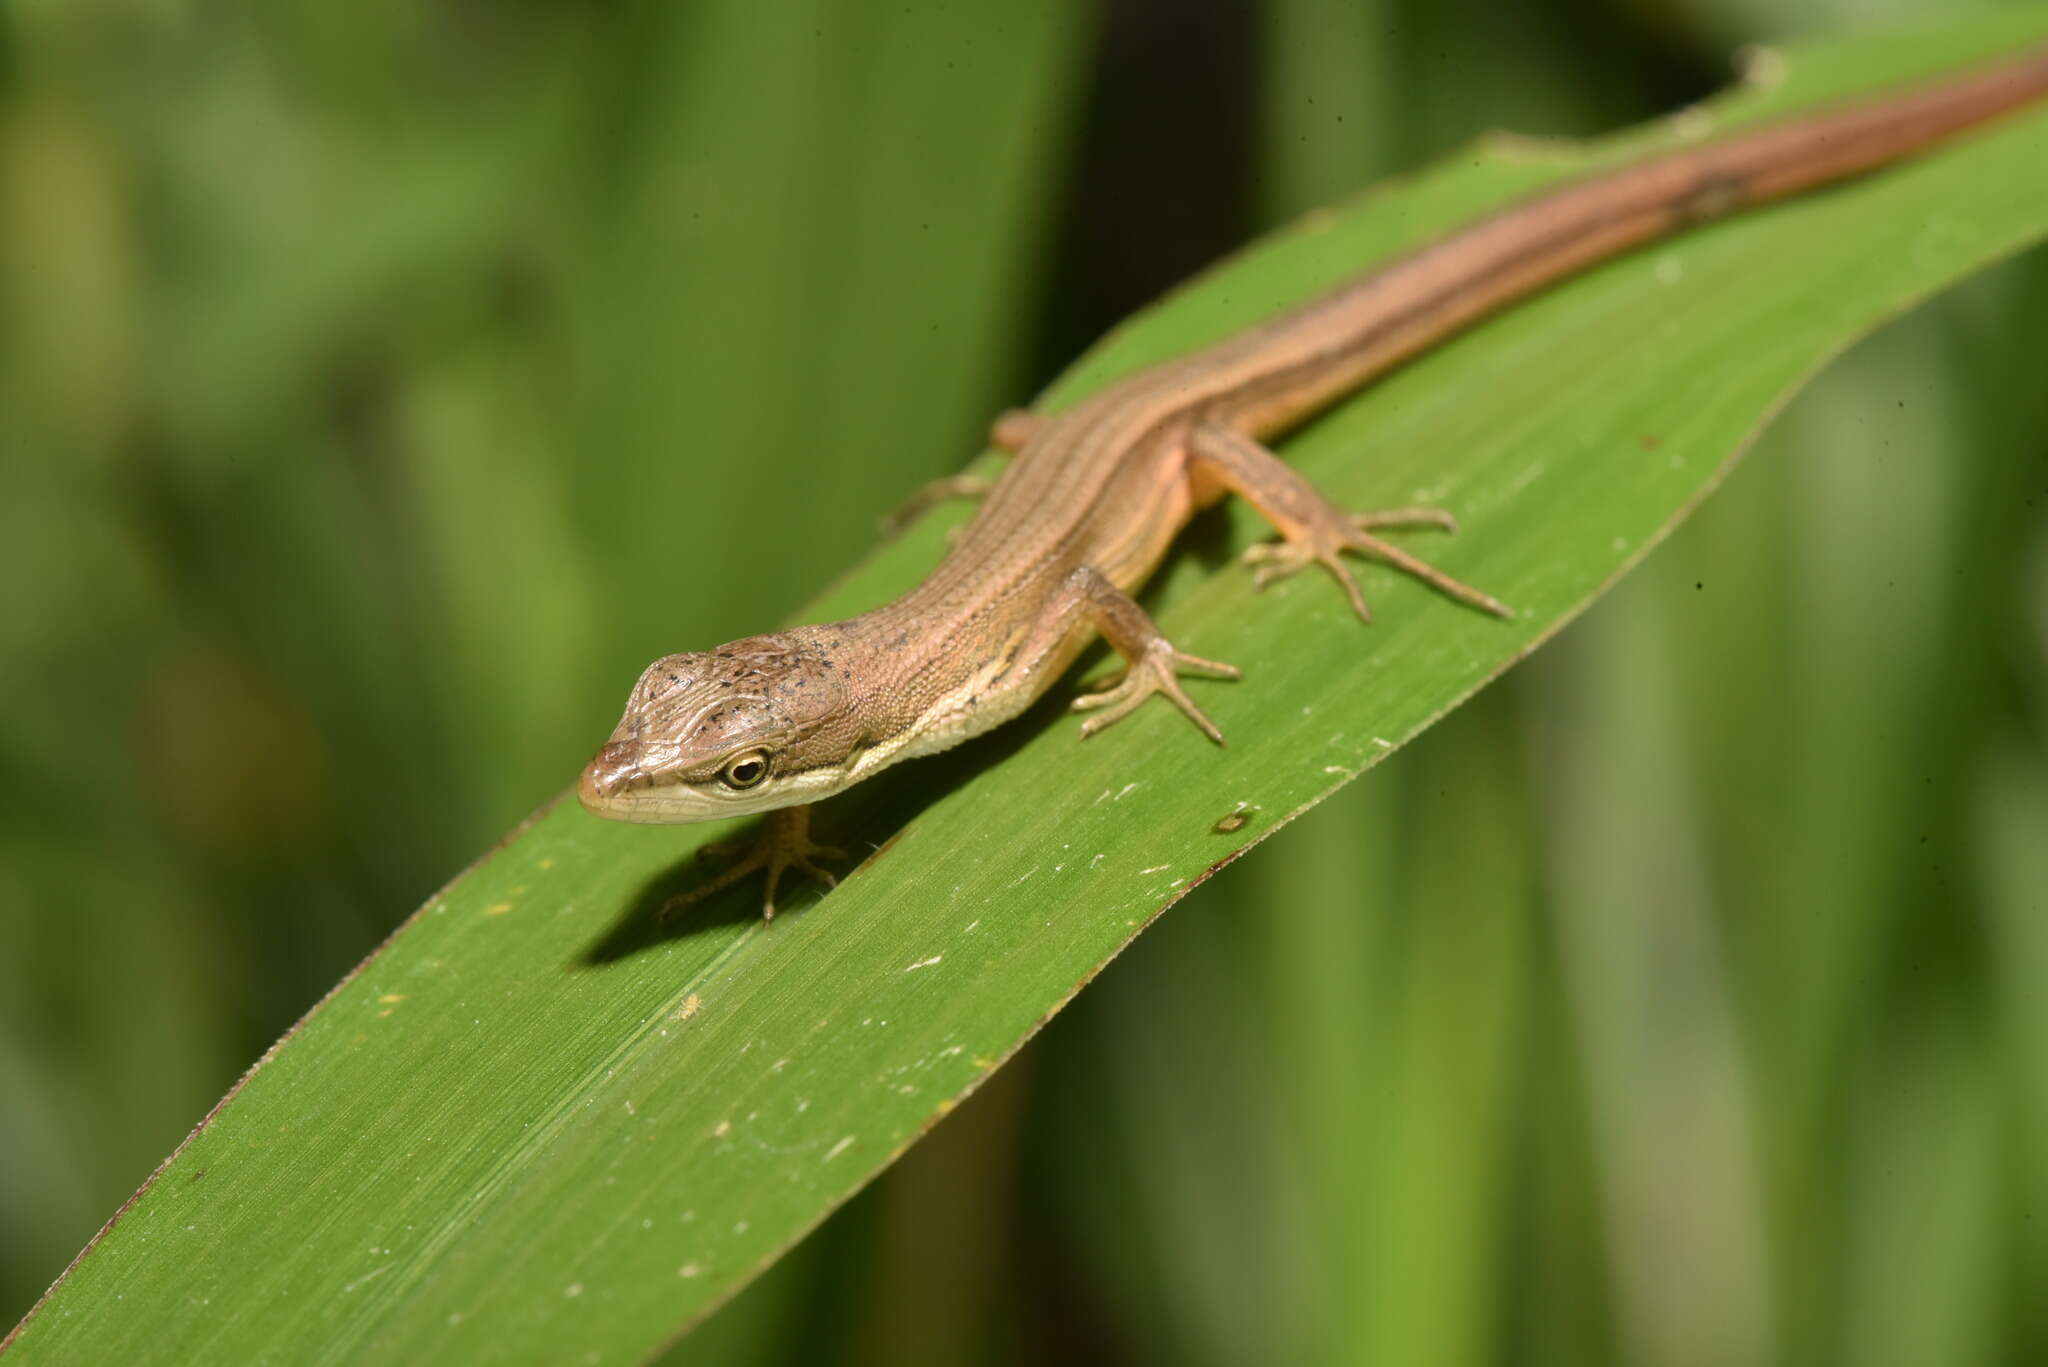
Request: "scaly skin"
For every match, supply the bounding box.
[578,45,2048,915]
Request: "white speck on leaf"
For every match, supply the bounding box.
[1501,460,1547,498]
[342,1264,393,1294]
[825,1135,855,1162]
[905,955,943,972]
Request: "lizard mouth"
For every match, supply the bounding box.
[577,740,738,823]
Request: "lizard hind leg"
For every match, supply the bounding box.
[1187,420,1509,623]
[1060,566,1241,743]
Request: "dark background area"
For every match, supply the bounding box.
[4,0,2046,1362]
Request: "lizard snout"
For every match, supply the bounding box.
[577,741,645,810]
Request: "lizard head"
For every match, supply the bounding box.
[577,629,856,823]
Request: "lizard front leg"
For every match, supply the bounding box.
[1186,420,1509,622]
[662,804,846,922]
[1034,566,1241,742]
[879,408,1046,537]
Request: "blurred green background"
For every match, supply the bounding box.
[4,0,2046,1362]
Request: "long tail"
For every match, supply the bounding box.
[1219,42,2048,436]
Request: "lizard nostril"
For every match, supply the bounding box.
[579,742,642,806]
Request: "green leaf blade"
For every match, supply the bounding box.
[10,14,2048,1362]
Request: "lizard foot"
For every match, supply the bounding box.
[1241,508,1508,623]
[1187,420,1509,623]
[661,805,846,922]
[1073,640,1241,744]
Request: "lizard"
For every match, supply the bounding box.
[577,43,2048,916]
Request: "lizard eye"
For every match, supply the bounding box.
[720,750,771,790]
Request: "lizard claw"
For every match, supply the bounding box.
[1073,641,1240,744]
[1188,422,1508,622]
[1241,508,1505,621]
[662,806,845,921]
